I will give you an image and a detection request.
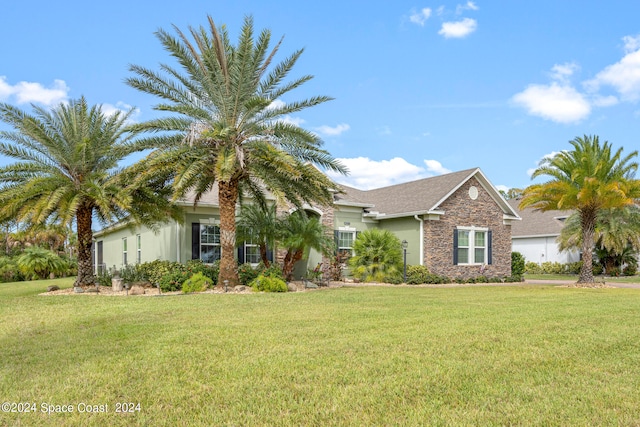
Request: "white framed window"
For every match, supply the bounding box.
[136,234,141,264]
[122,237,128,266]
[455,227,490,265]
[200,224,221,264]
[242,236,261,264]
[337,227,356,259]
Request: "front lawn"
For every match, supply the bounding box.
[1,280,640,425]
[525,273,640,283]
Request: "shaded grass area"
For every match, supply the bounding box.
[1,281,640,425]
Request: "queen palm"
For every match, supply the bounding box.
[0,98,179,286]
[520,135,640,285]
[127,16,346,286]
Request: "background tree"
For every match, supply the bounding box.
[127,15,347,287]
[349,229,403,283]
[0,98,180,286]
[520,135,640,285]
[279,211,334,280]
[559,205,640,275]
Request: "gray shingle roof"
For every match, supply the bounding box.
[336,168,521,220]
[508,199,571,237]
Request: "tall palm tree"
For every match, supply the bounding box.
[127,16,347,286]
[237,203,279,267]
[0,98,180,286]
[280,211,334,280]
[520,135,640,285]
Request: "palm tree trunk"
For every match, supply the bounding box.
[259,243,270,268]
[578,208,597,285]
[218,178,240,288]
[282,248,304,281]
[75,202,94,287]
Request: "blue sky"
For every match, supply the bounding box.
[1,1,640,192]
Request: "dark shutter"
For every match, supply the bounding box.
[487,230,493,265]
[453,229,458,265]
[334,230,339,255]
[191,223,200,260]
[237,244,245,264]
[266,246,273,263]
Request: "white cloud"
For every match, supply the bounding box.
[326,157,450,190]
[623,35,640,54]
[456,1,479,14]
[0,77,70,106]
[495,184,509,193]
[314,123,350,136]
[100,101,141,123]
[267,99,306,126]
[592,95,618,107]
[424,159,451,175]
[439,18,477,38]
[409,8,432,26]
[550,62,579,83]
[512,82,591,123]
[586,47,640,102]
[527,151,563,176]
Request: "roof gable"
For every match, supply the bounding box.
[337,168,520,220]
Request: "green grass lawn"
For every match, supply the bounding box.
[525,273,640,283]
[2,280,640,426]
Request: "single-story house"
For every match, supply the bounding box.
[508,199,580,264]
[94,167,521,280]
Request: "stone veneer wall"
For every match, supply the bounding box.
[423,177,512,279]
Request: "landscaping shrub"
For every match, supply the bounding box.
[261,264,284,280]
[564,261,582,274]
[250,274,287,292]
[593,263,604,275]
[16,247,66,280]
[95,268,113,287]
[623,263,638,276]
[406,265,431,284]
[120,264,146,283]
[511,252,525,279]
[238,262,260,285]
[158,268,190,292]
[0,256,22,282]
[182,272,213,293]
[349,229,403,282]
[186,259,217,285]
[525,261,542,274]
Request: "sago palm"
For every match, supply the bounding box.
[0,98,179,286]
[520,135,640,285]
[127,15,347,286]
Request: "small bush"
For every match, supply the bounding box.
[0,256,22,282]
[186,259,217,285]
[182,272,212,293]
[250,274,287,292]
[384,272,403,284]
[564,261,582,274]
[406,265,430,284]
[159,268,189,292]
[623,263,638,276]
[261,264,284,280]
[525,261,541,274]
[120,264,146,283]
[238,263,260,285]
[96,269,113,287]
[511,252,525,278]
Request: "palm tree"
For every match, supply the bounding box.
[559,205,640,275]
[349,229,403,283]
[280,211,334,281]
[127,15,347,287]
[0,98,180,286]
[237,203,279,267]
[520,135,640,285]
